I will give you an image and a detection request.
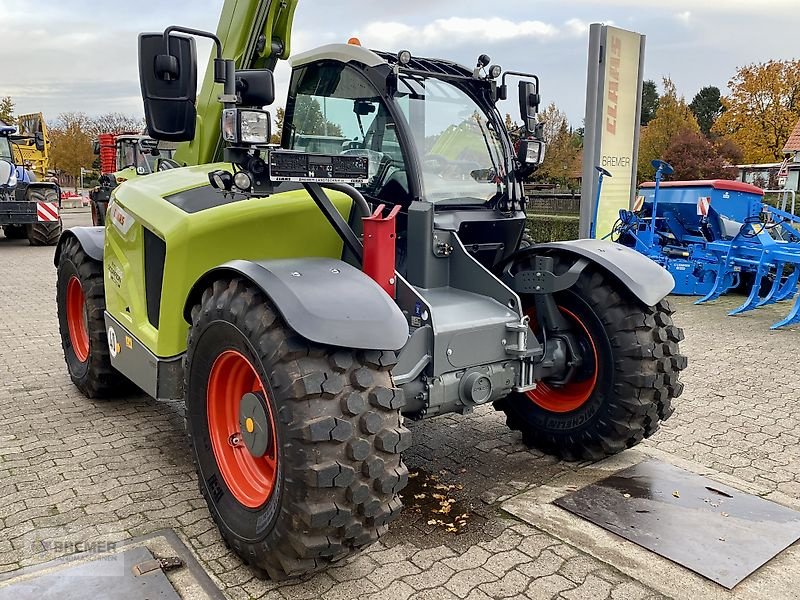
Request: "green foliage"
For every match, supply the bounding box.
[689,86,723,137]
[526,214,580,243]
[641,80,659,126]
[0,97,14,125]
[638,78,700,180]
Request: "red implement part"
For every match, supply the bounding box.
[362,204,401,297]
[98,133,117,175]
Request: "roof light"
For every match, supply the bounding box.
[397,50,412,66]
[348,37,362,46]
[489,65,502,79]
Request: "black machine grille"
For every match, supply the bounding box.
[143,228,167,329]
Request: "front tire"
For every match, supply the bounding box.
[56,237,132,397]
[496,257,686,460]
[185,279,410,580]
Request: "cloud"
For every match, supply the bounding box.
[675,11,692,23]
[564,18,590,37]
[357,17,559,50]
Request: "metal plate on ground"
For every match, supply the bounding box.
[553,459,800,589]
[0,530,225,600]
[0,546,179,600]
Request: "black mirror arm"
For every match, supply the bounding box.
[163,25,222,61]
[499,71,540,104]
[160,26,235,99]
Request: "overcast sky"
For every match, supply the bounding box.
[2,0,798,126]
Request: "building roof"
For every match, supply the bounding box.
[784,118,800,154]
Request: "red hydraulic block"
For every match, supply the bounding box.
[362,203,401,298]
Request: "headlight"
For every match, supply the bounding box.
[240,110,271,145]
[221,109,272,145]
[233,171,253,191]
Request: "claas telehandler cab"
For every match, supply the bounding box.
[54,18,685,580]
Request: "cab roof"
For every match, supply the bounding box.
[290,44,386,68]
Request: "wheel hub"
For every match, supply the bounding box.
[239,392,271,458]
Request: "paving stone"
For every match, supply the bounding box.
[445,567,498,598]
[525,574,576,599]
[410,544,457,569]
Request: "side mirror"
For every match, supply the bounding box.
[236,70,275,107]
[518,81,540,135]
[0,160,16,189]
[34,132,46,152]
[138,32,198,142]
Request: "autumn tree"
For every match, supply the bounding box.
[662,129,737,180]
[272,107,285,144]
[637,78,700,180]
[49,113,95,190]
[88,113,144,137]
[0,97,14,124]
[641,80,659,126]
[537,102,569,145]
[292,97,343,137]
[712,59,800,163]
[535,121,581,188]
[690,86,723,137]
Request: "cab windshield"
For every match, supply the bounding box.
[286,62,507,207]
[0,136,13,163]
[116,139,174,173]
[395,75,507,205]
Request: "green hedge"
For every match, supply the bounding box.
[526,214,580,243]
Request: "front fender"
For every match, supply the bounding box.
[185,258,409,351]
[507,239,675,307]
[54,226,105,266]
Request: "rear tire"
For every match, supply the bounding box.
[185,279,410,580]
[27,187,62,246]
[56,237,132,397]
[495,256,686,461]
[2,225,26,239]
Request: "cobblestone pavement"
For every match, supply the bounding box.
[0,209,798,599]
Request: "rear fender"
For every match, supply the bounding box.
[54,227,105,266]
[503,239,675,307]
[184,258,409,351]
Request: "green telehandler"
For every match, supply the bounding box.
[54,0,685,580]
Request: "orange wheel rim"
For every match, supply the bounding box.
[526,307,599,413]
[207,350,278,509]
[66,276,90,363]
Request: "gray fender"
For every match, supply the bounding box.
[184,258,410,351]
[525,239,675,306]
[53,226,105,267]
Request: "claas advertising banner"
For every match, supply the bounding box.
[580,25,645,239]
